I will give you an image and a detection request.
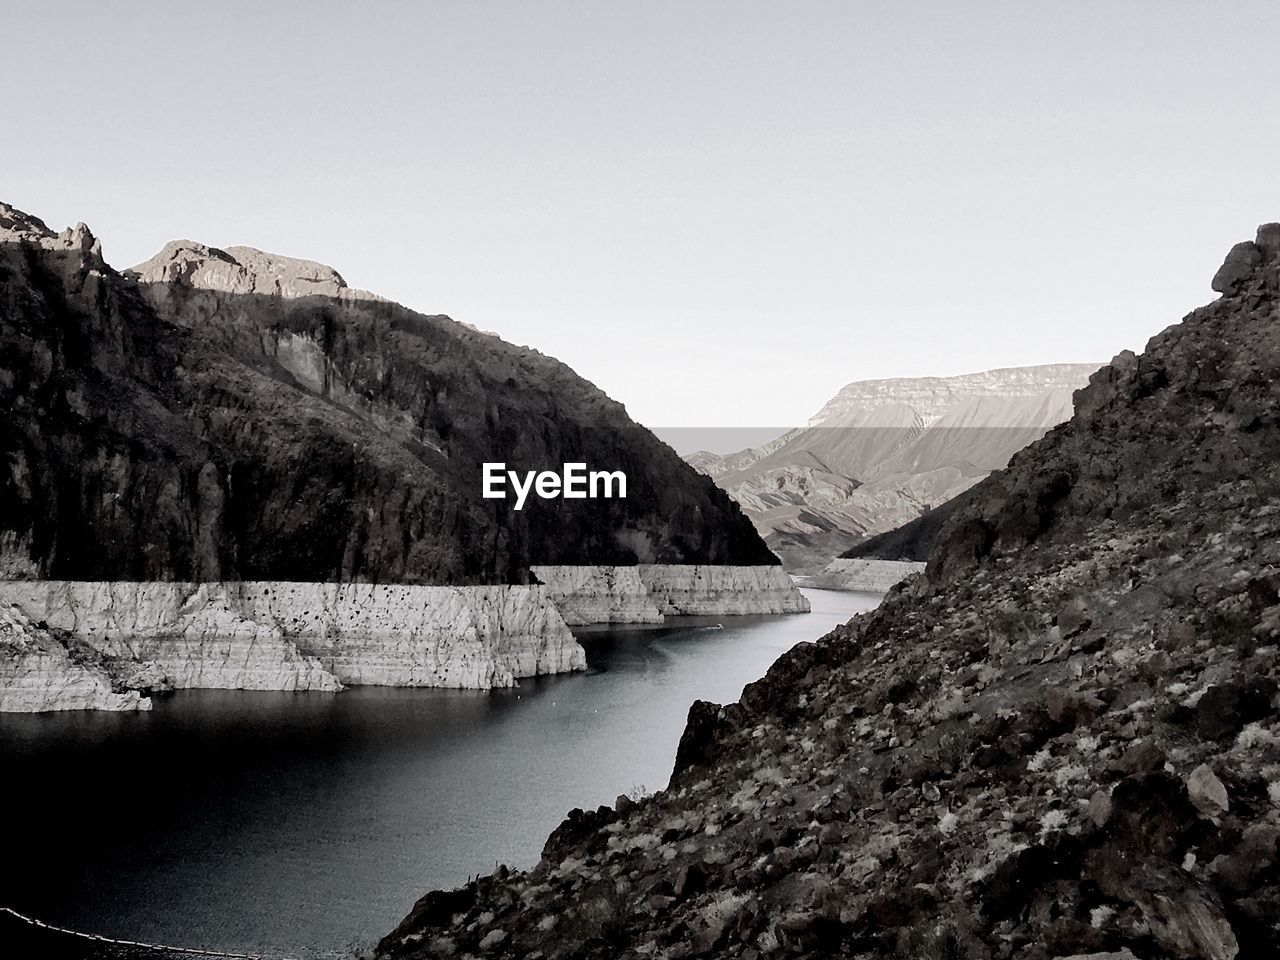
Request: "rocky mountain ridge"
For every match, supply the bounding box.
[806,365,1101,428]
[375,225,1280,959]
[0,202,774,585]
[687,364,1098,574]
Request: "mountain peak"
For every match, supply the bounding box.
[810,363,1103,429]
[0,201,101,258]
[1211,221,1280,294]
[127,239,369,301]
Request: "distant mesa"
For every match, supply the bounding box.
[686,363,1100,574]
[0,200,775,586]
[0,202,804,708]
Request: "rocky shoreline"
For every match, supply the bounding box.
[806,559,926,593]
[0,605,147,712]
[0,566,809,712]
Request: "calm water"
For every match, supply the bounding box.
[0,588,877,958]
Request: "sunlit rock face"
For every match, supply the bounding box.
[0,581,586,704]
[530,566,664,625]
[807,558,926,592]
[635,565,811,616]
[0,604,148,712]
[0,563,814,710]
[531,565,810,625]
[0,581,342,693]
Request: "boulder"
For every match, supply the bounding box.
[1195,677,1278,741]
[1186,764,1229,820]
[1212,240,1263,294]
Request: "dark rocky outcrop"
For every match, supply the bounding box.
[838,487,976,562]
[0,203,774,584]
[376,224,1280,959]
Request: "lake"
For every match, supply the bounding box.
[0,588,878,958]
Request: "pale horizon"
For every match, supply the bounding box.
[11,1,1280,427]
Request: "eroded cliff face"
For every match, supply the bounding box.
[0,202,776,586]
[0,581,586,705]
[636,565,810,617]
[531,565,810,625]
[686,365,1098,573]
[0,605,147,712]
[0,564,815,710]
[234,582,586,688]
[807,558,925,592]
[530,566,664,625]
[375,227,1280,960]
[3,581,342,693]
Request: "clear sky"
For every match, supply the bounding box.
[8,1,1279,429]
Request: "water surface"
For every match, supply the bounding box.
[0,588,877,957]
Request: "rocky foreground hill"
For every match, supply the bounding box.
[375,228,1280,959]
[0,203,771,585]
[686,365,1097,573]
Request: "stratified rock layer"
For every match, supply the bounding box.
[530,566,664,625]
[807,558,926,592]
[1,581,343,692]
[687,365,1098,573]
[0,580,585,705]
[0,202,774,586]
[636,565,811,617]
[0,604,147,712]
[532,565,810,625]
[376,226,1280,960]
[0,564,811,709]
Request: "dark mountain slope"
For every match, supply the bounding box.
[837,488,975,562]
[0,204,773,583]
[377,225,1280,960]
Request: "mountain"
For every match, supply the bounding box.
[686,364,1099,573]
[0,203,774,585]
[836,489,972,562]
[376,224,1280,960]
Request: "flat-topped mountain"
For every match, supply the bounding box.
[0,203,774,585]
[686,363,1098,573]
[377,226,1280,959]
[807,364,1098,426]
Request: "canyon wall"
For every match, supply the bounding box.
[806,558,926,592]
[530,565,810,625]
[375,223,1280,960]
[0,566,809,710]
[636,565,810,616]
[686,364,1099,573]
[0,580,586,710]
[528,566,663,625]
[1,581,343,694]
